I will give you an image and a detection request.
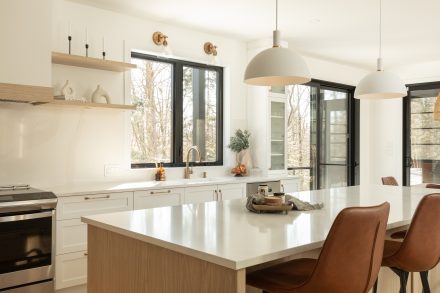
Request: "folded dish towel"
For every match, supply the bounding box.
[246,194,324,213]
[285,194,324,211]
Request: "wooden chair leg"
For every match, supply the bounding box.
[420,271,430,293]
[391,268,409,293]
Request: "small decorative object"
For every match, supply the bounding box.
[91,85,111,104]
[85,27,89,57]
[228,129,251,176]
[68,21,72,55]
[61,80,75,100]
[155,162,166,181]
[102,37,106,60]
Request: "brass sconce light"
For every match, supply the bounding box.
[152,31,168,46]
[204,42,218,56]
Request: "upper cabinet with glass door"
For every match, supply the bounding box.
[268,86,288,175]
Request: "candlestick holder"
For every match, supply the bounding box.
[68,36,72,55]
[102,51,106,60]
[85,44,89,57]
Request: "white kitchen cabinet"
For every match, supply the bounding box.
[57,191,133,220]
[185,183,245,203]
[184,185,217,204]
[217,183,245,200]
[281,178,299,193]
[134,188,184,209]
[56,218,87,255]
[55,251,88,290]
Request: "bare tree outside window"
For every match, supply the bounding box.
[131,58,172,164]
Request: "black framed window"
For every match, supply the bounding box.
[285,79,359,190]
[403,82,440,186]
[130,52,223,168]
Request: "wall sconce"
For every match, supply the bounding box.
[204,42,218,56]
[152,31,168,46]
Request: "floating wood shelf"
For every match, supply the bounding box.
[52,52,137,72]
[0,83,53,103]
[34,99,136,111]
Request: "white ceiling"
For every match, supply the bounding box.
[70,0,440,70]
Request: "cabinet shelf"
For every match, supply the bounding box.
[52,52,137,72]
[271,115,284,119]
[271,153,284,157]
[34,99,136,111]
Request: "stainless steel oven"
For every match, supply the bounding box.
[0,185,57,292]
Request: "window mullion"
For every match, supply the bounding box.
[174,63,184,164]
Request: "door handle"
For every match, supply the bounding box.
[219,190,223,201]
[84,195,110,200]
[150,190,171,195]
[214,190,218,201]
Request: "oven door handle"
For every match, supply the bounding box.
[0,211,53,223]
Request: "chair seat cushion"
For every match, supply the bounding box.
[247,258,317,292]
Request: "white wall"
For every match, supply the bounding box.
[0,0,52,86]
[0,0,248,187]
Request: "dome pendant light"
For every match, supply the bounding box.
[355,0,406,99]
[244,0,311,86]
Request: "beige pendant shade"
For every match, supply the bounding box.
[434,93,440,121]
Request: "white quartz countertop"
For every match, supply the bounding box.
[42,175,297,197]
[82,185,432,270]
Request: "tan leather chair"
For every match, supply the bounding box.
[426,183,440,189]
[246,202,390,293]
[374,193,440,293]
[382,176,398,186]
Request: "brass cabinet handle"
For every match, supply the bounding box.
[84,252,88,256]
[150,190,171,195]
[84,195,110,200]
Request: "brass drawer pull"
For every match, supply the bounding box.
[150,190,171,195]
[84,252,88,256]
[84,195,110,200]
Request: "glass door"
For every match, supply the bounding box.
[404,83,440,185]
[286,82,358,190]
[270,99,286,172]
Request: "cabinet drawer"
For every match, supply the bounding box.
[55,251,88,290]
[184,185,216,204]
[56,219,87,255]
[217,183,245,200]
[134,188,184,209]
[57,191,133,220]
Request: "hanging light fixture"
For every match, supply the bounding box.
[355,0,406,99]
[434,93,440,121]
[243,0,311,86]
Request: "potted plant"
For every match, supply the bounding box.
[228,129,251,176]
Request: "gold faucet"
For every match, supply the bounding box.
[184,146,202,179]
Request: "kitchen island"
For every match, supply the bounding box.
[82,185,439,293]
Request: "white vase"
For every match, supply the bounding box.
[91,85,111,104]
[61,80,75,100]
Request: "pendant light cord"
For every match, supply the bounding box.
[275,0,278,31]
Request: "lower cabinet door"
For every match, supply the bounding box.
[134,188,184,209]
[184,185,216,204]
[56,219,87,255]
[281,179,299,193]
[217,183,245,200]
[55,251,88,290]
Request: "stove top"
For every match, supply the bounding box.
[0,185,57,211]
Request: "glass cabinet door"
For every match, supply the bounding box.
[270,100,286,171]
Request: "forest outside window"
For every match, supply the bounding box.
[130,52,223,168]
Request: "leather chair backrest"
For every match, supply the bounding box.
[382,176,398,186]
[392,193,440,271]
[298,202,390,293]
[426,184,440,189]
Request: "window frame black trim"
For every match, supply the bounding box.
[130,52,224,169]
